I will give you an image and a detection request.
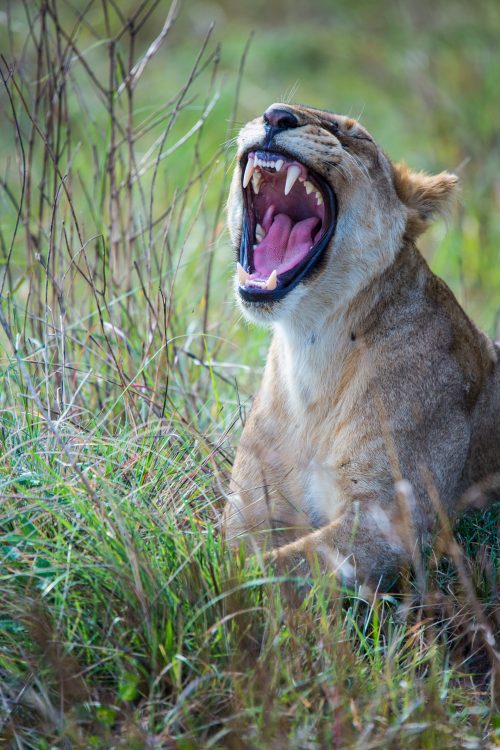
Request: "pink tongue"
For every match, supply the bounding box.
[281,217,320,273]
[253,214,292,276]
[253,215,320,276]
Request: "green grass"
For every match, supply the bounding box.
[0,0,498,747]
[0,415,497,747]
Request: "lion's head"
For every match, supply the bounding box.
[228,103,458,324]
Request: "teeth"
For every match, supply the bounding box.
[254,156,282,170]
[237,262,250,286]
[252,172,261,194]
[255,223,264,242]
[254,156,271,170]
[247,279,266,288]
[242,157,254,188]
[303,180,314,194]
[315,191,323,205]
[284,165,301,195]
[246,271,278,290]
[238,267,279,290]
[265,270,278,290]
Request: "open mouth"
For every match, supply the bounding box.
[237,149,337,302]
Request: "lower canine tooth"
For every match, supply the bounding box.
[265,270,278,291]
[284,165,301,195]
[252,172,261,194]
[237,262,250,286]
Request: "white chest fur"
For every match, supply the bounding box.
[304,459,345,527]
[271,315,355,527]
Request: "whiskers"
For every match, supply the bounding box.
[342,149,371,181]
[223,133,239,150]
[330,160,352,184]
[281,82,300,105]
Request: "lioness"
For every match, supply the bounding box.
[223,103,500,588]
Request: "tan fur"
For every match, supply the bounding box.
[223,103,500,589]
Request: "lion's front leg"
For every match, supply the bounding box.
[265,496,419,590]
[223,487,313,554]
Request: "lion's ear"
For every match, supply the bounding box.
[392,161,459,239]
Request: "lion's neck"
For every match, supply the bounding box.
[272,302,358,412]
[270,243,427,409]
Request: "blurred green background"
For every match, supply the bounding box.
[0,0,500,320]
[0,0,500,336]
[190,0,500,335]
[154,0,500,334]
[1,0,499,348]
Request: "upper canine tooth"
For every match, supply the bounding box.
[252,172,262,194]
[265,269,278,291]
[304,180,314,194]
[285,165,301,195]
[275,159,284,172]
[243,157,255,188]
[237,262,250,286]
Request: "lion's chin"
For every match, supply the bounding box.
[235,274,309,327]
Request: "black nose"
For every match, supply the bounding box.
[263,106,299,130]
